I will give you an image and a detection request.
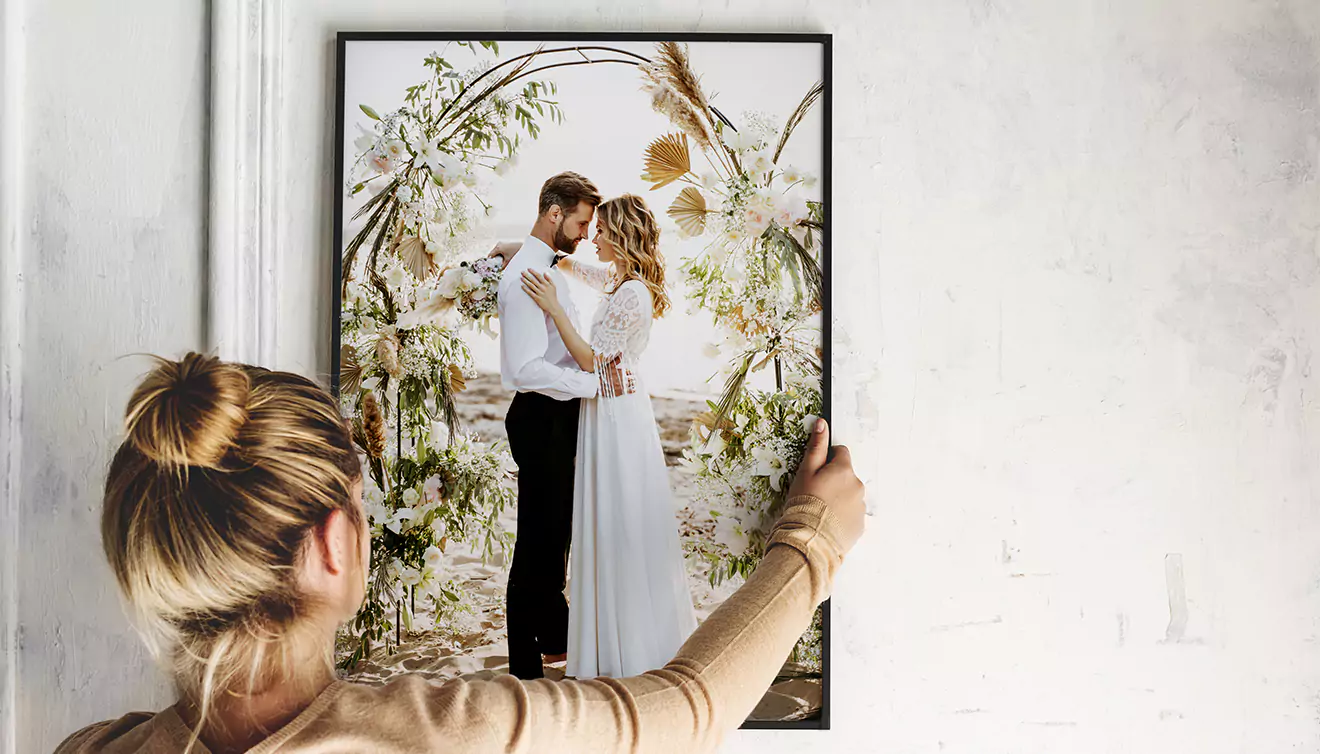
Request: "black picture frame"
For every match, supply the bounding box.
[331,30,832,731]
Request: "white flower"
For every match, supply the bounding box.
[368,152,396,174]
[779,192,809,228]
[423,475,443,499]
[395,308,423,330]
[364,498,390,524]
[354,124,377,154]
[459,268,482,291]
[801,172,819,189]
[423,545,445,571]
[434,151,467,188]
[726,129,759,153]
[384,507,417,535]
[744,206,771,236]
[413,137,445,173]
[493,153,518,177]
[397,184,416,204]
[385,265,407,289]
[782,165,804,184]
[678,448,703,474]
[437,267,465,298]
[707,243,729,266]
[471,288,488,301]
[713,517,750,553]
[722,328,748,352]
[429,420,450,448]
[700,172,719,191]
[802,414,821,435]
[750,150,774,175]
[460,173,477,189]
[384,139,407,161]
[751,445,788,491]
[703,431,727,457]
[399,566,423,587]
[702,342,721,359]
[402,488,420,508]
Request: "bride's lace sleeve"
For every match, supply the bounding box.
[592,284,647,398]
[558,255,615,292]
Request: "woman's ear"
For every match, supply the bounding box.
[299,509,355,593]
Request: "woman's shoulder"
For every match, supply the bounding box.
[612,278,652,301]
[53,710,172,753]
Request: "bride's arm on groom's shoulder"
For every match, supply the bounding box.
[487,240,522,270]
[555,253,614,292]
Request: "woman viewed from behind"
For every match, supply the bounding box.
[57,352,865,754]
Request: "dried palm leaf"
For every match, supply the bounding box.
[643,133,690,190]
[395,234,436,280]
[694,410,735,432]
[361,391,387,459]
[667,187,708,236]
[711,352,755,429]
[340,344,363,395]
[447,364,467,393]
[751,349,781,372]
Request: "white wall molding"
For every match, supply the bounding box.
[0,0,24,749]
[208,0,283,366]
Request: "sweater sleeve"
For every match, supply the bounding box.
[309,494,850,754]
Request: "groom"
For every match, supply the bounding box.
[496,171,602,679]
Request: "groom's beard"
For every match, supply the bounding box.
[552,223,579,254]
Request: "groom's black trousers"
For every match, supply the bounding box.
[504,390,581,679]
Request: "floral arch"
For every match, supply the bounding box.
[335,40,825,671]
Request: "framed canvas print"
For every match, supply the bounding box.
[331,32,831,728]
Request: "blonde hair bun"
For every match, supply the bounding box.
[124,352,251,470]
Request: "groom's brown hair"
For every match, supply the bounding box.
[538,171,602,217]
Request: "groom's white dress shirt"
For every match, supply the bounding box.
[497,235,599,401]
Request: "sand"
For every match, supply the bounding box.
[342,373,822,722]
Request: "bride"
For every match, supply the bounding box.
[517,193,698,679]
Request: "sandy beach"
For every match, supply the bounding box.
[341,372,822,722]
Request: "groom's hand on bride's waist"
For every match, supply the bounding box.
[598,357,636,397]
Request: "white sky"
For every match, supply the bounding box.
[342,39,824,395]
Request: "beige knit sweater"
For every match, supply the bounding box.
[55,495,852,754]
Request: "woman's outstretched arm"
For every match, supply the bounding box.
[301,420,864,753]
[555,253,616,292]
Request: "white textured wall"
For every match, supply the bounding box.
[6,1,210,751]
[6,1,1320,752]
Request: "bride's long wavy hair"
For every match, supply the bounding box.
[597,194,670,318]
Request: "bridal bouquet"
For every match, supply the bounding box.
[438,255,503,324]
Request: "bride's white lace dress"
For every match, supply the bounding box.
[561,258,698,679]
